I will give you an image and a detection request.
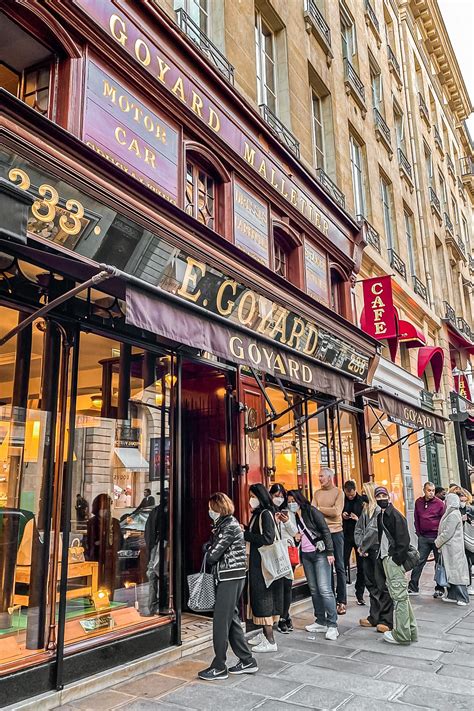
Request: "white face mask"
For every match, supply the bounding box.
[209,509,220,522]
[273,496,284,507]
[249,496,260,510]
[288,502,299,513]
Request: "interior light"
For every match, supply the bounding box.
[380,458,385,464]
[164,373,177,387]
[90,393,103,409]
[216,387,227,398]
[155,391,164,406]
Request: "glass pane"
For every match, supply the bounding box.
[333,410,361,490]
[0,63,20,96]
[368,407,405,514]
[265,56,275,95]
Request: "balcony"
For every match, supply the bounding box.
[420,389,434,411]
[469,255,474,275]
[413,275,428,303]
[429,187,441,219]
[443,301,456,325]
[444,212,454,236]
[433,125,443,154]
[460,156,474,176]
[373,108,392,154]
[387,45,402,86]
[304,0,333,63]
[457,176,466,202]
[358,216,381,252]
[176,9,235,83]
[457,317,473,342]
[398,147,413,184]
[418,93,430,128]
[365,0,381,45]
[388,247,407,280]
[259,104,300,159]
[446,153,456,180]
[315,168,345,209]
[344,58,366,114]
[457,236,467,259]
[445,230,466,264]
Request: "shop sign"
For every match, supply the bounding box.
[454,374,472,402]
[233,182,269,266]
[378,392,445,434]
[304,241,328,304]
[83,62,179,205]
[73,0,349,255]
[361,276,397,340]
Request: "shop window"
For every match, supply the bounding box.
[274,235,289,279]
[185,160,216,229]
[368,406,405,514]
[175,0,209,34]
[334,408,362,491]
[330,267,344,314]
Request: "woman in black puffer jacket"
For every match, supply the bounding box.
[198,493,257,682]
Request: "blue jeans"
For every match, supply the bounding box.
[302,550,338,628]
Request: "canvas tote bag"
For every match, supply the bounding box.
[187,553,216,612]
[258,511,293,588]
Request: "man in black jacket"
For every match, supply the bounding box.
[342,480,365,605]
[376,486,417,646]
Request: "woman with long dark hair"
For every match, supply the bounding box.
[244,483,283,652]
[287,489,338,640]
[269,482,298,633]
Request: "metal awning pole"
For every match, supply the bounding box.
[273,398,344,440]
[371,427,423,455]
[0,267,116,347]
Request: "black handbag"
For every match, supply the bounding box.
[402,544,420,572]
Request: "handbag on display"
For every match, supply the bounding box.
[68,537,85,563]
[187,554,216,612]
[288,545,300,567]
[464,521,474,553]
[259,512,293,588]
[434,553,448,588]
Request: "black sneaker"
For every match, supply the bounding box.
[433,590,444,599]
[197,666,228,681]
[277,619,290,634]
[408,587,419,595]
[228,659,258,675]
[356,598,366,606]
[285,617,294,632]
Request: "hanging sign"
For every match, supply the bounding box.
[454,374,472,402]
[361,276,397,340]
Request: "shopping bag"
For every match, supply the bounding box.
[434,555,448,588]
[288,545,300,567]
[68,537,85,563]
[259,512,293,588]
[464,521,474,553]
[187,554,216,612]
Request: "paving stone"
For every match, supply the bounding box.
[274,649,317,663]
[342,697,428,711]
[277,665,403,700]
[282,636,355,657]
[305,654,390,677]
[379,666,468,695]
[160,683,264,710]
[159,659,207,681]
[73,690,134,710]
[247,656,290,675]
[331,637,443,661]
[233,674,301,698]
[439,651,474,668]
[285,685,351,709]
[253,701,314,711]
[121,701,176,711]
[114,674,186,698]
[343,627,456,652]
[398,687,474,711]
[350,650,442,673]
[437,664,474,679]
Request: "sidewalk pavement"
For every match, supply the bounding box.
[54,564,473,711]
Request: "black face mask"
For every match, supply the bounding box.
[378,499,390,510]
[360,494,369,504]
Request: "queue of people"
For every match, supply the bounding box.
[197,473,472,681]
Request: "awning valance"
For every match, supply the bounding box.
[418,347,444,392]
[399,320,426,348]
[377,391,445,434]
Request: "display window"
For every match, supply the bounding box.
[368,406,405,514]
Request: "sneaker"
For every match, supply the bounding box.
[198,666,228,681]
[376,624,390,633]
[441,596,456,604]
[456,601,468,606]
[336,603,346,615]
[325,627,339,641]
[383,631,401,645]
[285,617,294,632]
[228,659,258,674]
[407,588,419,595]
[356,598,366,606]
[305,622,327,633]
[359,618,375,628]
[252,638,278,653]
[277,619,289,634]
[248,633,263,645]
[433,590,444,599]
[467,587,474,596]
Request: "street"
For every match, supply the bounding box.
[53,566,473,711]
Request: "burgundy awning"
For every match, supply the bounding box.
[399,319,426,348]
[418,346,444,393]
[377,391,446,434]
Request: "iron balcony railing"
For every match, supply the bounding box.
[433,125,443,152]
[460,156,474,176]
[413,275,428,303]
[429,187,441,217]
[398,147,412,180]
[373,108,391,148]
[457,176,465,199]
[259,104,300,159]
[388,247,407,280]
[457,317,473,342]
[469,255,474,273]
[443,300,456,324]
[365,0,380,33]
[343,58,366,109]
[444,212,454,235]
[387,45,401,80]
[457,236,466,257]
[446,153,456,177]
[358,215,381,252]
[316,168,345,208]
[176,9,235,83]
[418,93,430,124]
[304,0,331,49]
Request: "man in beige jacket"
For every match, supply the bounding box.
[312,467,346,616]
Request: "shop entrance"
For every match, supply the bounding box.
[181,360,237,600]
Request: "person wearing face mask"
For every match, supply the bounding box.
[287,489,339,641]
[244,483,283,653]
[269,483,298,634]
[198,493,257,681]
[435,492,470,606]
[376,486,417,645]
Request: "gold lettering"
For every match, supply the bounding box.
[288,359,299,379]
[270,168,278,189]
[128,138,140,156]
[237,290,257,326]
[171,76,186,102]
[374,322,387,334]
[191,91,203,118]
[134,38,151,67]
[176,257,205,302]
[103,80,117,102]
[229,336,244,360]
[290,189,298,207]
[287,317,306,349]
[301,364,312,383]
[109,14,127,46]
[244,143,255,166]
[258,159,267,178]
[373,309,384,321]
[114,126,126,145]
[248,343,262,365]
[216,279,237,316]
[268,309,289,344]
[302,325,318,355]
[156,57,171,83]
[371,282,384,295]
[118,94,130,112]
[322,220,329,236]
[208,107,220,132]
[273,353,286,375]
[144,147,156,168]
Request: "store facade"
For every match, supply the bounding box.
[0,1,378,703]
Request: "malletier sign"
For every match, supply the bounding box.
[74,0,352,257]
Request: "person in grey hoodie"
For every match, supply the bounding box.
[354,482,393,633]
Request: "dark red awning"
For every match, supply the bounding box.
[418,347,444,392]
[399,319,426,348]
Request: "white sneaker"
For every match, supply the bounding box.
[248,633,263,646]
[325,627,339,641]
[441,596,456,604]
[252,638,278,653]
[305,622,327,633]
[456,601,468,606]
[467,587,474,596]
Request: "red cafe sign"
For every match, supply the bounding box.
[454,374,472,402]
[361,276,397,340]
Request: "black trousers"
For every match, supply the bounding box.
[211,579,253,671]
[282,575,293,620]
[344,534,365,600]
[363,549,393,628]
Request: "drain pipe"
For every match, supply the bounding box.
[398,9,435,311]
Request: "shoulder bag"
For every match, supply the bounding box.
[434,551,448,588]
[187,553,216,612]
[259,511,293,588]
[464,520,474,553]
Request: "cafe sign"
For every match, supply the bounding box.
[361,275,397,340]
[454,374,472,402]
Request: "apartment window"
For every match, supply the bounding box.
[429,91,436,122]
[349,135,366,218]
[393,102,405,150]
[175,0,209,33]
[274,238,288,279]
[424,143,433,188]
[438,170,447,210]
[380,176,395,250]
[255,10,277,113]
[462,216,470,246]
[370,64,383,114]
[185,161,215,229]
[404,210,416,277]
[451,194,459,227]
[311,91,325,170]
[340,3,356,61]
